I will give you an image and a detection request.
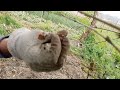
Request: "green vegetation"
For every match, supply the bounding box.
[0,11,120,79]
[81,31,120,79]
[0,27,7,35]
[27,11,85,30]
[0,14,21,28]
[51,11,91,26]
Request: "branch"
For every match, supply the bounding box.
[79,11,120,32]
[53,11,120,53]
[94,27,120,33]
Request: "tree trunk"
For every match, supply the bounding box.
[79,11,98,43]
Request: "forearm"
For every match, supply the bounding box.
[0,35,12,58]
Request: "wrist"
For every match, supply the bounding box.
[0,38,12,58]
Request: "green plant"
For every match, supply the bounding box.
[0,27,7,35]
[0,15,21,28]
[81,32,120,79]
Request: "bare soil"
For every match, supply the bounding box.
[0,54,87,79]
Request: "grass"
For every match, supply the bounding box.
[70,46,81,57]
[27,11,85,30]
[51,11,92,26]
[81,30,120,79]
[0,14,21,28]
[20,11,84,41]
[0,27,7,35]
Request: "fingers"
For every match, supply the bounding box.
[57,37,70,67]
[57,30,68,40]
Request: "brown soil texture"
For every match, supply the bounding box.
[0,55,87,79]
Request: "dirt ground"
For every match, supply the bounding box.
[0,54,87,79]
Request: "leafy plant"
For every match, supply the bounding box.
[81,32,120,79]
